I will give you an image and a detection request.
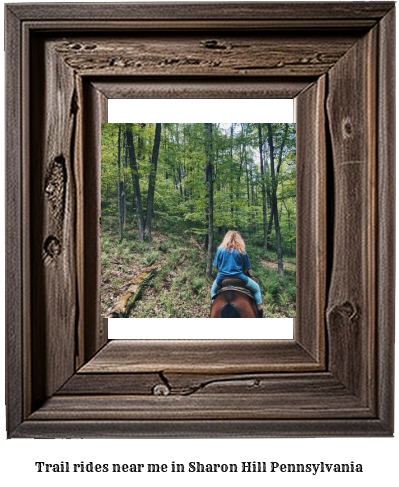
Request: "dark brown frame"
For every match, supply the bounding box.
[5,2,395,438]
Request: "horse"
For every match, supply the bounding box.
[210,278,259,318]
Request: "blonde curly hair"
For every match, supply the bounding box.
[218,230,246,254]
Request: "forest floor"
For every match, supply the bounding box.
[101,217,296,319]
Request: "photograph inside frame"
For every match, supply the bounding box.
[101,122,296,324]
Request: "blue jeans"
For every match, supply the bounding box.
[211,277,262,305]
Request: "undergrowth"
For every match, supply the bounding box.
[101,216,296,318]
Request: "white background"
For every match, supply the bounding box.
[1,1,398,486]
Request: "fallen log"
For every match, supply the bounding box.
[106,264,159,318]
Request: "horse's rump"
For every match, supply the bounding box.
[210,286,258,318]
[221,302,240,318]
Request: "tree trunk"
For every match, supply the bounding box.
[204,123,214,278]
[277,123,290,175]
[144,123,162,241]
[117,125,123,242]
[258,123,268,251]
[267,204,274,237]
[126,123,145,241]
[229,123,234,222]
[267,123,284,277]
[122,131,128,228]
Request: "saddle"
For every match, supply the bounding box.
[215,278,255,301]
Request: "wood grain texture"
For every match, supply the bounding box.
[59,372,162,395]
[29,392,372,421]
[53,34,359,78]
[81,81,108,362]
[92,79,311,99]
[376,7,395,432]
[326,27,377,405]
[21,19,384,32]
[295,76,326,363]
[62,371,355,397]
[79,340,321,374]
[13,418,391,439]
[5,2,395,438]
[5,5,24,436]
[7,2,394,22]
[34,371,374,421]
[30,37,78,408]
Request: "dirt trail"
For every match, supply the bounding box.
[260,259,296,272]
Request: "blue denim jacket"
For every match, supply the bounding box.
[213,247,251,285]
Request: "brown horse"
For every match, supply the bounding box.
[210,279,259,318]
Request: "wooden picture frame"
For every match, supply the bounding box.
[5,2,395,437]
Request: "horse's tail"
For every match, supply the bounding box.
[221,302,240,318]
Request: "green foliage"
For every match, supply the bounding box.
[142,250,159,266]
[101,123,296,318]
[166,249,182,270]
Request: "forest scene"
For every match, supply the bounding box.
[101,123,296,319]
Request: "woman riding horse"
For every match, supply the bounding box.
[211,231,263,318]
